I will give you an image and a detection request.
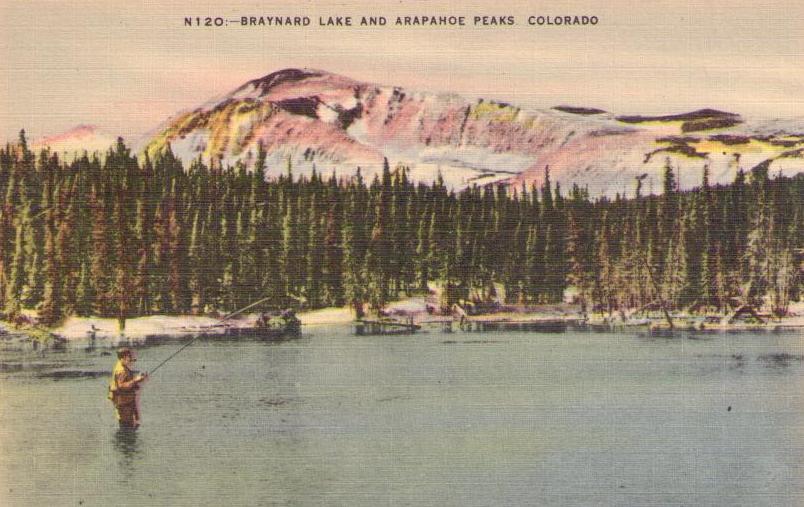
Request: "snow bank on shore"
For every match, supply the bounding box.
[52,305,361,342]
[55,315,260,342]
[297,307,354,326]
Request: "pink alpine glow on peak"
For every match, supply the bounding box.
[138,68,804,196]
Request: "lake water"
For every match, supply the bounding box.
[2,326,804,506]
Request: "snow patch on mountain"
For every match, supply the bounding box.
[32,125,118,159]
[129,68,804,196]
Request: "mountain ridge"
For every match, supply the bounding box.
[35,68,804,196]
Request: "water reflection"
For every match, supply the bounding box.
[114,427,140,468]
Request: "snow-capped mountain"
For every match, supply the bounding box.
[41,69,804,196]
[32,125,118,159]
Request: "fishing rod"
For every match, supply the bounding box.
[147,296,274,376]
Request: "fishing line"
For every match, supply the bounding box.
[147,296,274,376]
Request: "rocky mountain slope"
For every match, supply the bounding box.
[40,69,804,196]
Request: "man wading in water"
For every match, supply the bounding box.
[108,348,148,429]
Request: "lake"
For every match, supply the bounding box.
[2,326,804,506]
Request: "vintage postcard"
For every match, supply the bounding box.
[1,1,803,505]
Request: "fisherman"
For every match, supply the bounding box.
[108,347,148,429]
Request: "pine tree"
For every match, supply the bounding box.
[658,159,678,284]
[305,194,324,308]
[261,186,284,305]
[566,185,593,312]
[744,165,772,306]
[593,212,615,316]
[414,203,434,291]
[697,166,717,310]
[342,170,370,317]
[39,184,63,324]
[663,208,688,309]
[4,219,25,316]
[322,175,344,306]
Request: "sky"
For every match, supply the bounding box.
[2,0,804,142]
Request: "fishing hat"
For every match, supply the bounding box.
[117,347,134,359]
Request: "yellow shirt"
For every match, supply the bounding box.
[108,360,136,403]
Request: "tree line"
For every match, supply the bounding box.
[0,131,801,324]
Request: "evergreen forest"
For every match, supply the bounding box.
[0,131,801,325]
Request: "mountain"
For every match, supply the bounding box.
[134,68,804,195]
[32,125,118,159]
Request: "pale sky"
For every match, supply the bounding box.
[2,0,804,141]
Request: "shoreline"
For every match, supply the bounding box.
[1,298,803,350]
[0,306,358,350]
